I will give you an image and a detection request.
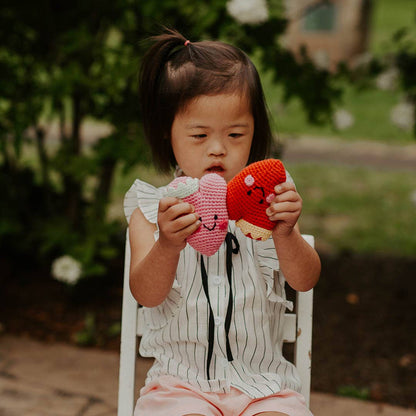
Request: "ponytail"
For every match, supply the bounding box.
[139,29,190,171]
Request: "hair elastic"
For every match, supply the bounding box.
[184,40,191,47]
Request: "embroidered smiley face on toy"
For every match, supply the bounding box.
[227,159,286,241]
[165,173,229,256]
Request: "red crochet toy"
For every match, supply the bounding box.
[227,159,286,241]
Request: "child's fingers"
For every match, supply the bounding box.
[173,212,200,232]
[268,212,299,224]
[272,190,301,204]
[178,216,202,237]
[274,181,296,195]
[159,196,194,212]
[158,197,199,235]
[169,203,195,221]
[267,201,300,216]
[158,197,181,213]
[267,200,301,222]
[159,197,194,218]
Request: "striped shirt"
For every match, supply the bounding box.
[124,176,301,399]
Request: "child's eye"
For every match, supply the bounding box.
[229,133,243,138]
[192,134,207,139]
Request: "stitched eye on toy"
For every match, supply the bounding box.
[247,190,252,196]
[199,217,202,222]
[214,215,218,220]
[244,174,255,187]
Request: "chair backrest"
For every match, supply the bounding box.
[118,232,314,415]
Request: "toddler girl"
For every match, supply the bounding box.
[124,28,321,416]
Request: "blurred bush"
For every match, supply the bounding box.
[0,0,345,280]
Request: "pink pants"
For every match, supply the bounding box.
[134,375,313,416]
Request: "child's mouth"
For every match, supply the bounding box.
[207,166,224,173]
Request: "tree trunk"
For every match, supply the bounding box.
[0,136,11,170]
[35,126,50,186]
[63,94,83,228]
[93,158,116,222]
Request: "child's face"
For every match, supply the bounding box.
[171,93,254,183]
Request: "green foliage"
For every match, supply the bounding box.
[107,321,122,338]
[0,0,343,280]
[342,7,416,136]
[2,1,414,284]
[337,385,370,401]
[73,313,121,347]
[394,28,416,106]
[287,162,416,257]
[370,0,416,55]
[73,313,98,347]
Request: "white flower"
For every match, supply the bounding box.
[226,0,268,24]
[410,190,416,206]
[52,255,82,285]
[312,49,330,70]
[390,101,415,132]
[333,109,355,131]
[376,67,399,91]
[351,52,373,70]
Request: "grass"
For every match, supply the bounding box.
[264,80,414,144]
[111,162,416,258]
[286,162,416,257]
[370,0,416,55]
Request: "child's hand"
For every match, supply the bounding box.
[157,197,201,253]
[266,182,302,237]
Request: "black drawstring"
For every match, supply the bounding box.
[200,256,214,380]
[200,232,240,380]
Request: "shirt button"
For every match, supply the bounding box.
[214,316,223,326]
[213,275,222,286]
[221,358,229,367]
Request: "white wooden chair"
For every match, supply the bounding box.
[117,232,314,415]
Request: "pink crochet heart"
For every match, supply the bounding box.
[165,173,228,256]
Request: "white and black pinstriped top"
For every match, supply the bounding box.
[124,176,302,399]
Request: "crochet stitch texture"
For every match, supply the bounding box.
[165,173,229,256]
[227,159,286,240]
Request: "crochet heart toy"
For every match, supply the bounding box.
[165,173,229,256]
[227,159,286,241]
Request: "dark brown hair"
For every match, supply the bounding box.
[139,28,273,172]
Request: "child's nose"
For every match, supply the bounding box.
[208,137,226,156]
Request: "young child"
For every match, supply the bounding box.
[124,28,321,416]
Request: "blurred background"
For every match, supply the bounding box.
[0,0,415,410]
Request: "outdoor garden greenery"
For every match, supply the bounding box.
[0,0,340,279]
[0,0,415,282]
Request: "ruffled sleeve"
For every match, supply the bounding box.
[123,179,166,225]
[255,237,293,311]
[124,179,183,330]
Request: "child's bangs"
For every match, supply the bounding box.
[165,60,252,114]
